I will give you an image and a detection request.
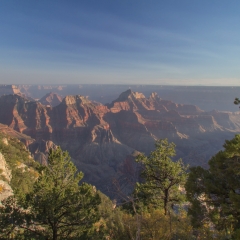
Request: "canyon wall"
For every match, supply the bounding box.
[0,90,239,196]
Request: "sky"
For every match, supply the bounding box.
[0,0,240,86]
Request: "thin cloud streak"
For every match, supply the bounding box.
[0,1,240,85]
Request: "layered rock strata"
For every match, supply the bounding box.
[0,90,239,196]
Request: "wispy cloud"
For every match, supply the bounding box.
[1,1,240,85]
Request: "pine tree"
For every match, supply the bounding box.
[28,147,101,239]
[186,134,240,238]
[135,139,188,216]
[0,147,101,240]
[234,98,240,105]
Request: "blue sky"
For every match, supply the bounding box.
[0,0,240,85]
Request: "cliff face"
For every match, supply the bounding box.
[0,91,240,196]
[0,85,21,96]
[28,140,58,165]
[0,123,34,146]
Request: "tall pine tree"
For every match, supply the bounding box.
[135,139,188,215]
[0,147,101,240]
[186,134,240,238]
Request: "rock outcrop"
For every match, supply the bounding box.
[0,152,13,201]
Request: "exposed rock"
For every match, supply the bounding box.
[2,138,8,145]
[0,85,21,95]
[0,123,52,165]
[0,85,35,102]
[28,140,58,165]
[0,180,13,202]
[0,123,34,145]
[0,152,11,182]
[38,92,63,107]
[0,152,13,201]
[0,90,239,197]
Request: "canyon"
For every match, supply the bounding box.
[0,87,239,196]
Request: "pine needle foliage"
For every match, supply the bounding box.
[24,147,101,239]
[135,139,188,215]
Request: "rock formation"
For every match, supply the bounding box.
[28,140,58,165]
[0,151,13,202]
[0,90,239,196]
[0,85,35,101]
[0,123,34,146]
[38,92,63,107]
[0,85,21,96]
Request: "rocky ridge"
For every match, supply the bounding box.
[0,90,239,195]
[38,92,63,107]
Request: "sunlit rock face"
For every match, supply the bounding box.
[0,90,240,196]
[0,152,13,202]
[0,152,11,182]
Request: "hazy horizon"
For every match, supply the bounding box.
[4,83,240,87]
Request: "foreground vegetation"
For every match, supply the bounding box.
[0,133,240,239]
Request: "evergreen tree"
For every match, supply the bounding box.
[234,98,240,105]
[1,147,101,240]
[186,134,240,238]
[135,139,188,215]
